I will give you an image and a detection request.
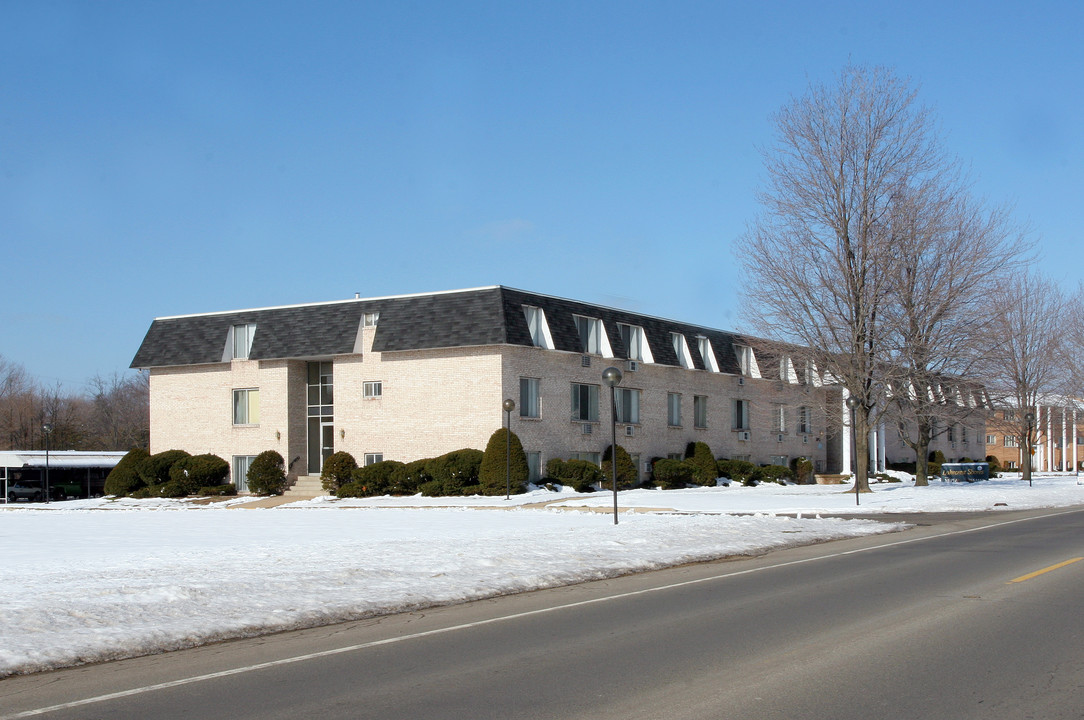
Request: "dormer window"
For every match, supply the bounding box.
[779,356,798,383]
[697,336,719,372]
[734,344,761,378]
[573,315,603,355]
[232,323,256,360]
[363,312,380,327]
[618,323,653,362]
[671,333,693,369]
[523,305,555,349]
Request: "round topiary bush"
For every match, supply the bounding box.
[320,451,358,494]
[685,441,718,486]
[424,449,483,496]
[478,428,529,495]
[391,459,431,495]
[652,458,696,489]
[342,460,406,497]
[547,458,604,492]
[717,459,757,486]
[105,448,150,496]
[138,449,191,487]
[247,450,287,495]
[169,454,229,495]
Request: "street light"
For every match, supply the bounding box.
[845,395,860,506]
[42,422,54,504]
[1024,411,1035,487]
[602,366,623,525]
[502,398,515,500]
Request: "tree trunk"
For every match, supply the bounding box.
[914,418,932,486]
[854,407,872,493]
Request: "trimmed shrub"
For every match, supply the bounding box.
[104,448,150,496]
[198,484,237,496]
[155,481,189,498]
[753,464,793,485]
[685,442,718,486]
[424,449,484,496]
[790,457,814,485]
[986,455,1002,477]
[478,428,530,495]
[928,450,947,464]
[321,451,358,494]
[247,450,287,495]
[340,460,406,497]
[169,453,229,495]
[601,444,638,490]
[546,458,603,493]
[138,449,191,487]
[391,459,432,495]
[652,458,695,489]
[717,459,757,486]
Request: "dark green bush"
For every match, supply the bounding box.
[343,460,406,497]
[717,459,757,485]
[601,444,638,490]
[321,451,358,494]
[138,450,191,487]
[478,428,529,495]
[198,484,237,496]
[419,479,444,497]
[105,448,150,496]
[928,450,947,464]
[425,449,483,496]
[790,457,814,484]
[155,481,189,498]
[247,450,287,495]
[753,464,793,485]
[985,455,1001,477]
[169,453,229,495]
[685,442,718,486]
[391,459,431,495]
[546,458,603,492]
[652,458,695,489]
[130,486,156,499]
[928,462,942,476]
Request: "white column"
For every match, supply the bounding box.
[1047,408,1054,473]
[877,422,887,472]
[1062,407,1068,472]
[841,392,852,475]
[1035,405,1043,472]
[1073,407,1079,473]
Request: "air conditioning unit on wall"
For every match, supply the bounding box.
[739,431,750,441]
[627,360,639,372]
[625,426,635,437]
[582,423,593,435]
[777,434,784,443]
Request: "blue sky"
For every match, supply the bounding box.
[3,1,1081,388]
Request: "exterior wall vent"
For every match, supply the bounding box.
[581,355,591,368]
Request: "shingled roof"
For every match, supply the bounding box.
[131,286,754,371]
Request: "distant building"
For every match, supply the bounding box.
[1,451,125,502]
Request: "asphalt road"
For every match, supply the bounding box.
[3,507,1083,720]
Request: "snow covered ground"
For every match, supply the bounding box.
[1,472,1080,678]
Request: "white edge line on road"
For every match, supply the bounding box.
[6,506,1081,719]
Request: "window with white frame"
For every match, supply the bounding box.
[961,427,968,444]
[232,388,259,425]
[694,395,707,428]
[619,323,651,362]
[523,305,554,349]
[697,337,719,372]
[363,312,380,327]
[232,455,256,493]
[774,405,786,433]
[667,393,681,426]
[733,399,750,430]
[671,333,693,369]
[573,315,604,354]
[520,377,541,418]
[947,425,956,442]
[986,434,997,445]
[770,455,788,467]
[364,453,383,465]
[363,381,382,399]
[615,387,641,424]
[232,323,257,360]
[1004,435,1020,448]
[571,383,600,422]
[734,344,758,377]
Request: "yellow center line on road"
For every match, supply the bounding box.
[1008,557,1084,584]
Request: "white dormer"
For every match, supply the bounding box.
[672,333,694,369]
[734,344,762,378]
[225,323,257,361]
[523,305,555,350]
[697,336,719,372]
[779,356,798,384]
[619,323,654,363]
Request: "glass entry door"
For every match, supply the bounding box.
[307,361,334,474]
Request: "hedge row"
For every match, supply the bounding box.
[104,448,284,497]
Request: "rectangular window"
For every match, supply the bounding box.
[571,383,600,422]
[232,323,257,360]
[363,381,382,399]
[618,323,646,361]
[774,405,786,433]
[523,305,553,349]
[615,387,641,424]
[526,452,542,483]
[735,345,753,376]
[1004,435,1020,448]
[232,455,256,493]
[961,427,968,444]
[364,453,383,466]
[520,377,541,418]
[363,312,380,327]
[694,395,707,428]
[667,392,682,427]
[770,455,788,467]
[733,399,750,430]
[233,388,260,425]
[573,315,603,354]
[798,406,811,434]
[947,425,956,442]
[571,451,601,466]
[986,434,997,445]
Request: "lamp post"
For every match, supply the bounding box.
[1024,411,1035,487]
[602,367,623,525]
[502,398,515,500]
[845,396,860,506]
[42,422,53,503]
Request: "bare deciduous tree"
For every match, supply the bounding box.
[741,65,946,492]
